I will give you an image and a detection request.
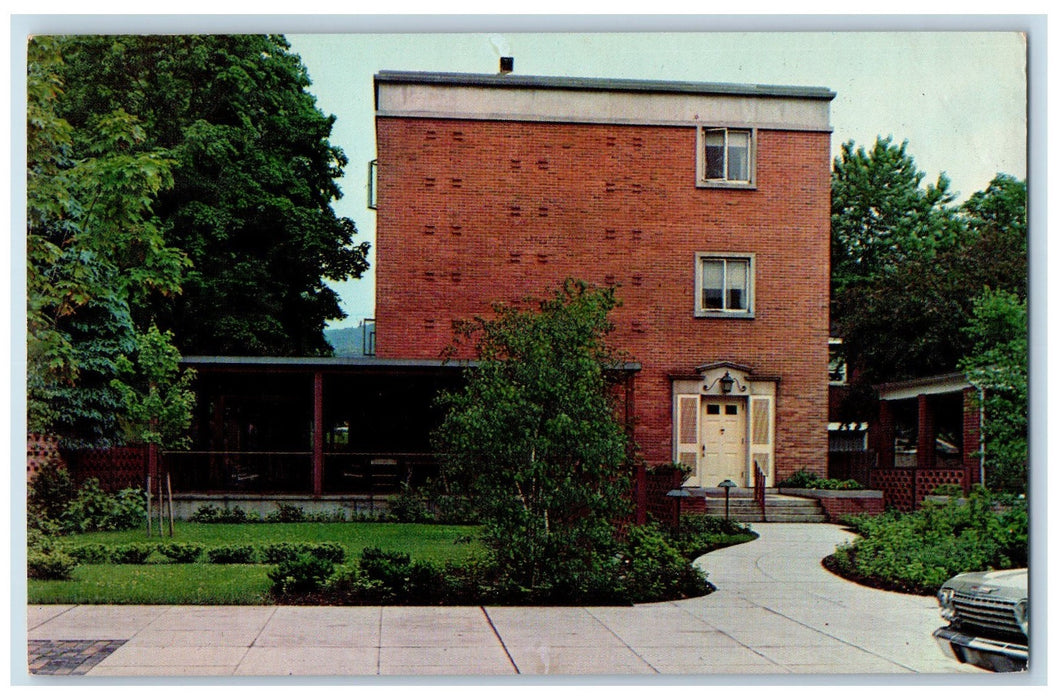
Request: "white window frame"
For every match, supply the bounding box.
[696,126,756,188]
[695,253,755,319]
[828,338,848,385]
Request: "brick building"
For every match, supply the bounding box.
[372,69,836,488]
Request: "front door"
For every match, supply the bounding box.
[701,398,747,486]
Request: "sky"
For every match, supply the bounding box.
[283,30,1029,329]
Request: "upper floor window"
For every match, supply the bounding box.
[696,253,755,318]
[697,127,755,188]
[828,338,847,384]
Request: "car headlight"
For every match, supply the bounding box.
[937,587,957,621]
[1013,599,1028,636]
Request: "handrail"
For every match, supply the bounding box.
[753,461,767,522]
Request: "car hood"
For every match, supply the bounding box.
[942,568,1028,599]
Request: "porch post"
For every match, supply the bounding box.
[917,393,936,469]
[869,399,895,470]
[313,371,324,496]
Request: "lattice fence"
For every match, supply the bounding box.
[66,446,149,492]
[870,466,970,511]
[26,434,65,483]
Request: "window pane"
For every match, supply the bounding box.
[704,130,725,179]
[701,259,724,309]
[725,404,738,415]
[706,404,721,415]
[727,131,750,181]
[726,259,748,310]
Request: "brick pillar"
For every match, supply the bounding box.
[917,394,936,469]
[869,400,895,470]
[962,387,983,487]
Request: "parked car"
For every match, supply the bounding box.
[934,568,1028,672]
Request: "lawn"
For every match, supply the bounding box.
[29,522,485,605]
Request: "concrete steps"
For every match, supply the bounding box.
[684,489,827,523]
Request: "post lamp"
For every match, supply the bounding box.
[666,488,691,535]
[718,479,738,520]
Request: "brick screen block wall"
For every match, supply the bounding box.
[375,94,831,483]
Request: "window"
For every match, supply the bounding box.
[367,159,378,209]
[698,127,754,187]
[696,253,755,317]
[828,338,847,384]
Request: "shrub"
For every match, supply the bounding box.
[777,469,818,488]
[28,548,76,580]
[189,504,252,524]
[158,542,204,563]
[386,484,435,524]
[828,489,1029,593]
[307,542,346,564]
[205,544,257,564]
[65,543,113,564]
[269,554,336,596]
[113,543,156,564]
[618,523,712,603]
[931,483,965,497]
[265,503,306,523]
[778,470,862,490]
[60,480,147,533]
[28,461,76,524]
[669,515,757,560]
[322,548,454,604]
[27,528,76,580]
[261,542,308,564]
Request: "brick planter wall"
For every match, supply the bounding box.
[779,487,885,521]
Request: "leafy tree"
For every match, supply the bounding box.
[831,136,958,293]
[27,37,189,445]
[959,290,1028,494]
[110,324,197,450]
[829,135,1026,422]
[433,280,633,600]
[51,35,369,355]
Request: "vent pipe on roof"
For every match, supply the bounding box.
[499,56,514,74]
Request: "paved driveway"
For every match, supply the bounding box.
[25,523,980,677]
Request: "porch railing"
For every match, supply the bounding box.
[753,460,767,523]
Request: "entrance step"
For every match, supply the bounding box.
[682,489,827,523]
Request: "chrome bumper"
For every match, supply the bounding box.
[934,626,1028,673]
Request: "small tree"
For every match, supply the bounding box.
[434,280,633,600]
[110,324,196,450]
[959,289,1028,495]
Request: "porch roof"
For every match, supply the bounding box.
[875,372,972,401]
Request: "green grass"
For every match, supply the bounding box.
[29,564,274,605]
[29,522,485,605]
[53,522,485,563]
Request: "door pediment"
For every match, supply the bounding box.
[695,361,752,397]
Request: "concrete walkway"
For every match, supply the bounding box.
[25,523,981,678]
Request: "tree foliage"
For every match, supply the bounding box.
[27,37,189,444]
[110,324,198,450]
[959,289,1028,494]
[433,280,633,598]
[830,135,1027,424]
[48,34,369,355]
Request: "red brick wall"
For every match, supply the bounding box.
[814,494,885,519]
[375,118,831,481]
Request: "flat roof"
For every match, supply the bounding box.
[181,356,641,372]
[375,70,836,101]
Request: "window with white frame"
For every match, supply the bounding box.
[698,127,754,187]
[696,254,755,317]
